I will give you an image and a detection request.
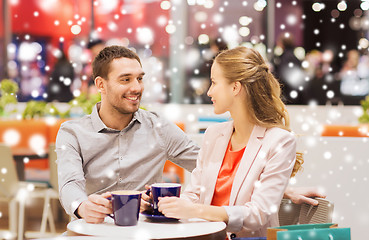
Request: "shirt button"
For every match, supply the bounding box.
[119,156,123,161]
[119,178,122,183]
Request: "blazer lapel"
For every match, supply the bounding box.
[201,122,234,205]
[229,125,266,205]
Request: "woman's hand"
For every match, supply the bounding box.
[284,186,326,206]
[158,197,197,219]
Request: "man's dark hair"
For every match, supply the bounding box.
[92,45,142,80]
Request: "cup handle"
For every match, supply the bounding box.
[145,189,154,209]
[145,189,151,196]
[106,196,114,219]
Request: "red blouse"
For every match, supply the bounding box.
[211,140,246,206]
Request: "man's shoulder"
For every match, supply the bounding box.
[136,109,169,125]
[60,114,92,130]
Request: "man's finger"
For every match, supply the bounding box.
[89,194,111,207]
[101,192,112,199]
[141,191,150,201]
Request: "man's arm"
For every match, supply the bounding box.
[284,186,326,206]
[162,120,199,172]
[56,123,89,218]
[57,123,116,223]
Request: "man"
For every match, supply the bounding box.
[81,38,106,95]
[56,45,199,223]
[57,45,324,224]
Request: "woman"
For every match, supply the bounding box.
[158,46,300,238]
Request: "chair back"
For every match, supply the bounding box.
[0,143,19,198]
[279,198,334,226]
[48,144,58,192]
[299,198,334,224]
[278,198,301,226]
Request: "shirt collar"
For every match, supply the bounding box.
[91,102,142,132]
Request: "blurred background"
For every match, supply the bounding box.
[1,0,369,106]
[1,0,369,240]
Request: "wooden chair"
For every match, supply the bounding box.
[38,144,59,235]
[0,143,52,240]
[0,143,19,239]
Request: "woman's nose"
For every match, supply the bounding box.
[207,87,212,97]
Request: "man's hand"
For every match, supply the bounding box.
[284,186,326,206]
[140,184,152,212]
[77,192,112,223]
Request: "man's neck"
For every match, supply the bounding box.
[98,104,134,131]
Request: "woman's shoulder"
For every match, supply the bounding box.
[205,121,232,133]
[264,127,296,142]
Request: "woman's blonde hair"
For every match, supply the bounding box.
[214,46,303,177]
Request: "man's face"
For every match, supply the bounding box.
[103,57,145,115]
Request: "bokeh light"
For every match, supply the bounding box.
[239,16,252,26]
[195,11,208,22]
[71,25,82,35]
[165,24,176,34]
[312,2,325,12]
[160,1,171,10]
[361,1,369,10]
[136,27,154,45]
[29,134,46,155]
[239,27,250,37]
[198,34,210,45]
[337,1,347,11]
[286,14,297,26]
[3,129,21,146]
[359,38,369,49]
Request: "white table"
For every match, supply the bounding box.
[67,214,226,240]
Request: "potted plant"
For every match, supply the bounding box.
[358,96,369,124]
[0,79,19,117]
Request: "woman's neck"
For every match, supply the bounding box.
[230,107,254,151]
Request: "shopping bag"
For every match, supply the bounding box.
[267,223,351,240]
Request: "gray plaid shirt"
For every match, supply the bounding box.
[56,103,198,217]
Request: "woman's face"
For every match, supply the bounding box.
[207,61,235,114]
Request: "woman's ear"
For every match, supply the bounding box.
[233,81,242,96]
[95,76,105,93]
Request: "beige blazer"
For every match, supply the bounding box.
[182,121,296,238]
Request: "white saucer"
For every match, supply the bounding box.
[141,211,179,221]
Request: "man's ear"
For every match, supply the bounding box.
[95,76,105,93]
[233,81,242,96]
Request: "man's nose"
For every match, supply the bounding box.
[130,79,143,92]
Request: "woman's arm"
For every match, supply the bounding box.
[284,186,326,206]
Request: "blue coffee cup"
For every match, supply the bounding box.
[151,183,181,215]
[108,190,142,226]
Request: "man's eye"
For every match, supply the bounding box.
[138,77,143,81]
